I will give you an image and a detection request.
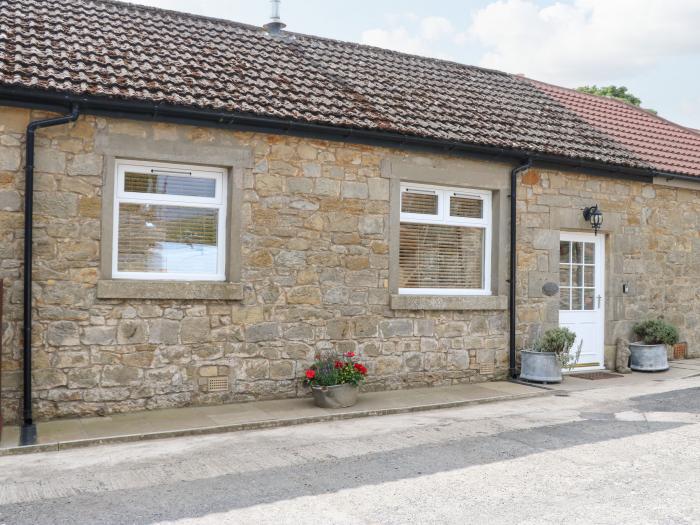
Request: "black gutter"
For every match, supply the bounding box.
[508,159,533,379]
[1,86,697,184]
[20,105,80,447]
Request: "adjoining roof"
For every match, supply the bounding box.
[1,0,699,177]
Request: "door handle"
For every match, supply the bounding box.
[596,295,602,308]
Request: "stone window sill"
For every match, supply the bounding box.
[390,294,508,311]
[97,280,244,301]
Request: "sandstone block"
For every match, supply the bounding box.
[246,322,280,343]
[67,367,101,389]
[181,317,211,343]
[101,365,142,387]
[148,319,180,344]
[82,326,117,346]
[287,286,322,305]
[379,319,413,338]
[47,321,80,346]
[0,190,20,212]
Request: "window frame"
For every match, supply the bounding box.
[112,159,228,282]
[399,183,492,296]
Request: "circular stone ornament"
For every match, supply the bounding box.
[542,282,559,297]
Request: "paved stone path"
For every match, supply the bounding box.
[2,375,700,524]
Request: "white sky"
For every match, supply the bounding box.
[137,0,700,129]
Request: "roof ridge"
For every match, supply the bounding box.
[88,0,512,79]
[525,76,700,139]
[83,0,267,32]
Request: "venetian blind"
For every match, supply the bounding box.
[450,195,483,219]
[399,223,484,289]
[124,172,216,198]
[117,203,219,274]
[401,191,438,214]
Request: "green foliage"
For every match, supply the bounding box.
[535,327,577,354]
[633,319,679,345]
[304,352,368,387]
[531,327,582,370]
[577,85,642,106]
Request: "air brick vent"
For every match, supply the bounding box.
[208,377,229,392]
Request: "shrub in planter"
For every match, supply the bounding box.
[520,327,582,383]
[629,319,678,372]
[304,352,368,408]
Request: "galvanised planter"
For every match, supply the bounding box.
[311,383,359,408]
[629,342,669,372]
[519,350,562,383]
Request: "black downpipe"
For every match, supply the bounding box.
[509,158,533,379]
[20,105,80,446]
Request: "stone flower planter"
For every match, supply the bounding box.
[311,383,359,408]
[520,350,562,383]
[629,342,669,372]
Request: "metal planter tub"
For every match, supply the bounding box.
[311,383,359,408]
[629,342,669,372]
[519,350,562,383]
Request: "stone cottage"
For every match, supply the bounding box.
[1,0,700,439]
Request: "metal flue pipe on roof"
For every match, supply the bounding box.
[263,0,286,34]
[20,105,80,447]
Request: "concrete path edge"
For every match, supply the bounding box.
[0,389,554,457]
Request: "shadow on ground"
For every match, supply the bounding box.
[631,386,700,413]
[0,411,685,525]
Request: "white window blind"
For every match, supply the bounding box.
[113,160,227,281]
[399,184,492,295]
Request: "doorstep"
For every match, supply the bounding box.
[0,380,548,456]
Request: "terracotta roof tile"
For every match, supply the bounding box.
[1,0,698,176]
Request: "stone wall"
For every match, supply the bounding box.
[516,168,700,365]
[2,106,699,424]
[0,107,509,424]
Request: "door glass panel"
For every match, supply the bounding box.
[560,264,571,286]
[560,239,598,312]
[572,288,582,310]
[572,266,583,286]
[560,287,571,310]
[560,242,570,264]
[572,242,583,264]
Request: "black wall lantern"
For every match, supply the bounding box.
[583,204,603,235]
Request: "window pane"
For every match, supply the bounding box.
[124,172,216,198]
[399,223,483,289]
[572,288,582,310]
[450,195,483,219]
[584,243,595,264]
[584,266,594,287]
[584,289,595,310]
[559,242,570,264]
[401,191,438,215]
[572,266,583,286]
[559,264,571,286]
[572,242,583,264]
[118,203,219,274]
[560,287,571,310]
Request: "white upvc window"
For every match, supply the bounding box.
[399,183,492,296]
[112,160,227,281]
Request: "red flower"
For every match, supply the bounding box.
[305,369,316,379]
[334,360,343,369]
[345,352,355,358]
[354,363,367,375]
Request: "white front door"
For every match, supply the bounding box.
[559,232,605,370]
